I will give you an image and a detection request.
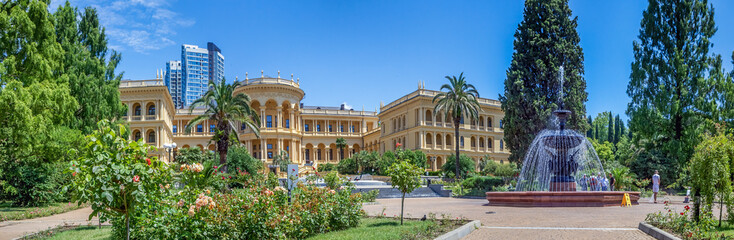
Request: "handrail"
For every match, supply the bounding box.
[301,109,378,117]
[120,80,164,88]
[242,77,300,88]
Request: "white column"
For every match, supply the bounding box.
[260,139,266,161]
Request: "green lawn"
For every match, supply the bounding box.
[0,202,86,222]
[307,217,462,240]
[29,226,112,240]
[712,222,734,237]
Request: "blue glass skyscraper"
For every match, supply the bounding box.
[164,61,183,108]
[181,44,210,106]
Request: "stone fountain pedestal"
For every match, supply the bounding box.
[485,191,640,207]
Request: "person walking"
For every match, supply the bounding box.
[608,173,616,191]
[652,170,661,203]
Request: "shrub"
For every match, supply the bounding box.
[441,154,476,179]
[337,157,358,174]
[226,145,262,175]
[318,163,336,172]
[324,171,344,189]
[176,147,215,164]
[460,176,503,191]
[360,189,379,202]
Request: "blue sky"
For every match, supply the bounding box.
[50,0,734,121]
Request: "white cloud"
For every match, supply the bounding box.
[49,0,194,54]
[342,102,353,110]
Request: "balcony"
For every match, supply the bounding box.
[145,115,156,120]
[132,116,142,121]
[425,121,433,126]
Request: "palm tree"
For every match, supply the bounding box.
[335,137,347,160]
[433,73,480,181]
[185,78,260,172]
[272,150,291,173]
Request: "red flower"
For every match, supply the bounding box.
[396,142,402,147]
[133,175,140,182]
[221,176,225,180]
[72,172,76,177]
[214,166,218,169]
[146,158,151,166]
[684,205,690,210]
[292,168,295,171]
[228,176,232,179]
[680,212,685,215]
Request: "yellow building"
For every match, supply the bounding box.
[119,73,509,170]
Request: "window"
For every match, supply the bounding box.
[266,116,272,128]
[241,123,246,130]
[147,131,155,143]
[304,124,310,131]
[267,144,273,149]
[147,105,155,115]
[210,124,215,133]
[328,125,333,132]
[268,152,273,159]
[173,125,177,133]
[317,149,322,160]
[340,125,344,132]
[286,146,289,151]
[351,126,356,132]
[134,106,141,116]
[500,140,504,150]
[305,149,310,161]
[197,125,203,132]
[285,119,290,128]
[500,120,503,129]
[460,137,464,147]
[134,131,141,141]
[317,124,321,132]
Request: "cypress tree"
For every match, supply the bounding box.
[607,112,614,143]
[627,0,728,175]
[586,116,593,138]
[499,0,589,164]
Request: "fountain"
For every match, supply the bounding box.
[486,66,640,207]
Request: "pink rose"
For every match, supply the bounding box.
[133,175,140,182]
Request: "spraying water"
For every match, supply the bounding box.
[515,66,605,192]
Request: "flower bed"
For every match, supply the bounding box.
[645,201,722,239]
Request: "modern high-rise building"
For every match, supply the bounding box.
[164,61,183,108]
[181,44,210,106]
[207,42,225,83]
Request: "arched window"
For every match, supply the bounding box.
[147,105,155,115]
[460,137,464,147]
[134,106,141,116]
[479,116,484,126]
[133,131,141,141]
[500,140,504,150]
[147,131,155,143]
[210,124,215,132]
[479,137,484,148]
[488,117,493,128]
[173,125,177,133]
[426,133,433,144]
[197,125,203,132]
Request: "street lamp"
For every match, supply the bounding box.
[163,142,177,162]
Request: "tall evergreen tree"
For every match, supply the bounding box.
[586,116,593,138]
[607,112,614,143]
[54,2,125,134]
[499,0,589,164]
[614,115,622,144]
[627,0,728,176]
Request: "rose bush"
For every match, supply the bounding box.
[132,173,364,239]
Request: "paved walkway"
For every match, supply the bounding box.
[363,195,690,239]
[0,207,99,240]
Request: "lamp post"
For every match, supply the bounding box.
[163,142,177,162]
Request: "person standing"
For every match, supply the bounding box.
[599,173,607,191]
[652,170,661,203]
[580,174,588,191]
[608,173,616,191]
[589,174,598,191]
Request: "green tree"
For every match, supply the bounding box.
[607,113,614,143]
[387,161,422,225]
[690,132,733,225]
[185,78,260,172]
[499,0,589,164]
[627,0,730,178]
[335,137,347,160]
[590,139,614,168]
[433,73,480,180]
[353,151,380,174]
[53,2,125,134]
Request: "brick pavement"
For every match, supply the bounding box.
[362,195,691,239]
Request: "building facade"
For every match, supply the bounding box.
[164,61,183,108]
[181,44,210,106]
[207,42,225,83]
[119,74,509,171]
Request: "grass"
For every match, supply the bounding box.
[0,201,86,222]
[712,222,734,237]
[24,217,465,240]
[307,217,464,240]
[25,226,112,240]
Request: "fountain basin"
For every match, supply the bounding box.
[486,191,640,207]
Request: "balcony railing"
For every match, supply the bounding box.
[242,77,300,88]
[120,79,164,88]
[132,116,142,121]
[145,115,156,120]
[381,89,501,112]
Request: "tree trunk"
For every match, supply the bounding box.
[720,192,724,227]
[401,192,405,225]
[454,117,461,181]
[125,212,130,240]
[219,127,229,173]
[694,189,701,222]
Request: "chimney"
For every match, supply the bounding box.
[340,104,345,110]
